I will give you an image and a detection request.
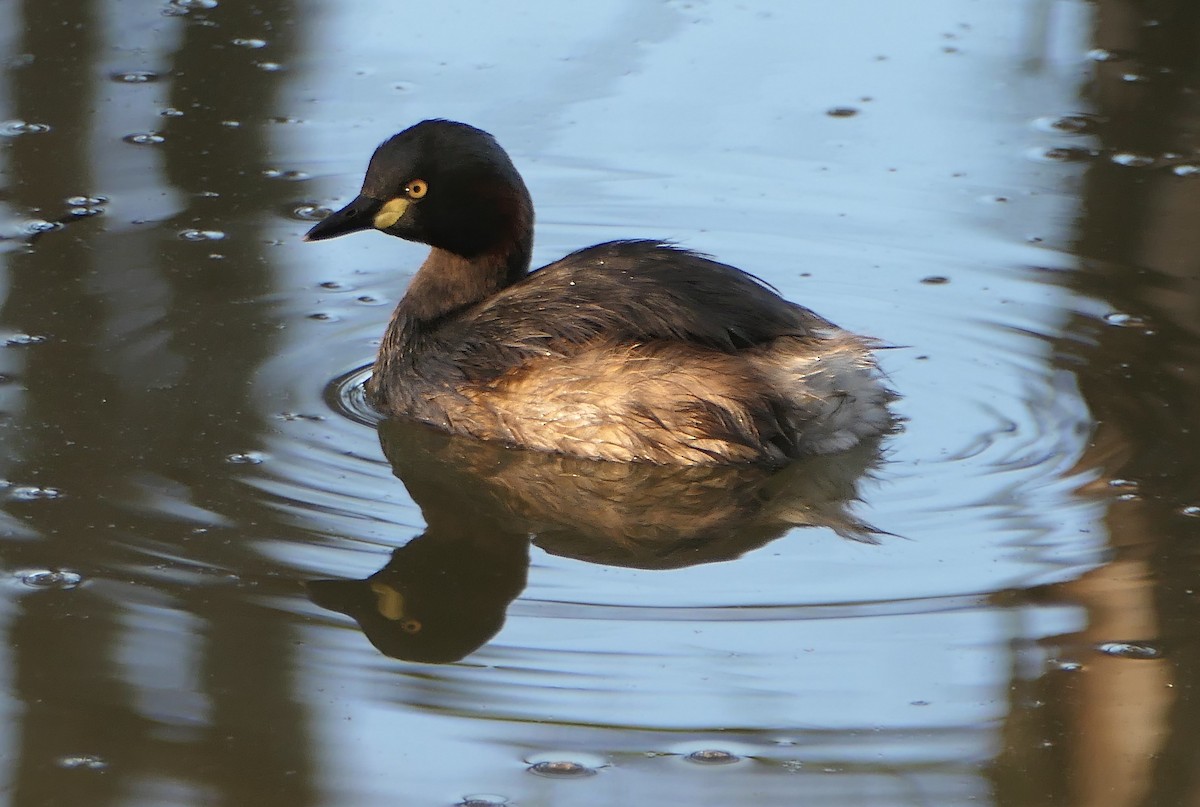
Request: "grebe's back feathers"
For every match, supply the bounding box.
[434,240,835,383]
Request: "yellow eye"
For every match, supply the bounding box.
[405,179,428,199]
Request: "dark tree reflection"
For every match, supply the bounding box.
[1,1,314,804]
[994,3,1200,805]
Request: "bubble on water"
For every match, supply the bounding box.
[57,754,108,770]
[160,107,185,118]
[256,62,285,72]
[292,204,332,221]
[68,207,104,219]
[1179,505,1200,518]
[123,132,165,146]
[178,229,226,242]
[1048,658,1084,672]
[65,195,108,207]
[980,194,1009,204]
[1087,48,1134,62]
[262,169,310,181]
[225,451,267,465]
[684,749,741,765]
[269,116,304,125]
[1111,152,1155,168]
[167,0,218,10]
[1032,114,1097,135]
[307,313,336,322]
[220,120,241,128]
[1107,479,1139,493]
[920,276,949,285]
[110,70,160,84]
[1026,146,1092,164]
[1121,73,1151,84]
[1095,641,1163,660]
[0,120,51,137]
[9,485,63,500]
[20,569,83,590]
[1171,164,1200,177]
[1102,312,1148,328]
[457,796,509,807]
[17,220,63,236]
[318,281,346,290]
[826,106,859,118]
[527,760,597,779]
[5,333,49,346]
[275,412,325,422]
[232,38,267,49]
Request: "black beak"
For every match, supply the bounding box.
[303,194,383,242]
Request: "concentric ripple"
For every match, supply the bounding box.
[227,108,1111,761]
[249,186,1103,614]
[324,365,378,427]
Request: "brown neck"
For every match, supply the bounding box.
[398,242,530,324]
[370,235,532,399]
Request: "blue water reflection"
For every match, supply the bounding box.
[3,0,1170,804]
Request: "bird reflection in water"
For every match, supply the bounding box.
[308,419,887,663]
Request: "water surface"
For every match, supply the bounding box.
[2,1,1198,805]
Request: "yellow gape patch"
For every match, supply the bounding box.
[373,197,410,230]
[370,580,406,620]
[367,582,423,632]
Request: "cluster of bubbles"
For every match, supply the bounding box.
[449,746,751,803]
[3,334,49,346]
[110,70,160,84]
[262,169,310,182]
[225,451,267,465]
[67,195,108,219]
[292,204,332,222]
[0,120,51,137]
[1026,45,1200,174]
[178,229,226,242]
[56,754,108,770]
[8,485,62,500]
[123,132,165,146]
[19,569,83,590]
[162,0,218,15]
[1095,641,1164,660]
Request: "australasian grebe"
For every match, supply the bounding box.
[304,119,893,465]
